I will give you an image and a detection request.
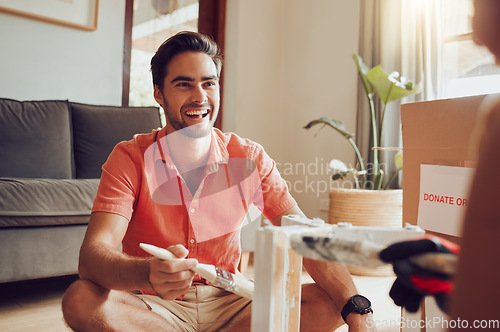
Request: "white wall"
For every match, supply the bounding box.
[224,0,361,219]
[0,0,360,218]
[0,0,125,105]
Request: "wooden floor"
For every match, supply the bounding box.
[0,273,399,332]
[0,275,78,332]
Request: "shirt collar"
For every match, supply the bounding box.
[154,128,229,172]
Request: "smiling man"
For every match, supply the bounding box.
[61,32,374,332]
[155,50,219,138]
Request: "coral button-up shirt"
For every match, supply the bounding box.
[92,127,296,288]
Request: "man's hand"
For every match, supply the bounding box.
[148,244,198,300]
[379,236,459,313]
[346,313,377,332]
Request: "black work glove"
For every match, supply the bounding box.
[379,236,459,314]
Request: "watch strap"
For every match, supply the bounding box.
[341,295,373,323]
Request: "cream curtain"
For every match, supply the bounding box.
[356,0,442,188]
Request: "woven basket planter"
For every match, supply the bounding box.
[329,188,403,276]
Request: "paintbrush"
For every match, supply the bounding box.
[139,243,254,299]
[289,234,457,276]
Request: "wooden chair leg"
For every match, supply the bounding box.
[251,226,303,332]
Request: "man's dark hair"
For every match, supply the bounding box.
[150,31,222,89]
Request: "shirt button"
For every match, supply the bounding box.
[190,208,195,213]
[190,239,195,244]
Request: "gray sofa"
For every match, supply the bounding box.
[0,98,161,283]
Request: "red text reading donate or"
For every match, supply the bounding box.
[423,193,468,207]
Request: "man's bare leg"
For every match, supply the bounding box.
[220,313,251,332]
[300,283,344,331]
[62,279,179,331]
[221,283,343,332]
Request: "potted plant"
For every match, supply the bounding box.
[304,54,421,275]
[304,54,421,190]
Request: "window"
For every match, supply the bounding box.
[129,0,199,125]
[440,0,500,98]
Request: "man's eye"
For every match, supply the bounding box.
[204,81,217,87]
[177,82,190,87]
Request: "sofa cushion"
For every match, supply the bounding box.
[0,98,73,179]
[0,177,99,227]
[71,103,161,178]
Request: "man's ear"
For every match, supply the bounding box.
[153,85,164,107]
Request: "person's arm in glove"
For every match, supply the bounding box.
[379,236,460,313]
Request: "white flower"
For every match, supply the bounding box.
[329,159,348,172]
[389,72,413,90]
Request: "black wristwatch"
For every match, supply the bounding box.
[341,294,373,323]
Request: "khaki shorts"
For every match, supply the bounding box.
[137,285,252,331]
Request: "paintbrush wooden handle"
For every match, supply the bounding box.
[139,243,216,281]
[139,243,254,299]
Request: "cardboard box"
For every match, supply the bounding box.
[400,94,488,332]
[401,94,487,242]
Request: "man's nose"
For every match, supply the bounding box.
[191,85,208,104]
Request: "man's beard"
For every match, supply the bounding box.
[165,102,217,138]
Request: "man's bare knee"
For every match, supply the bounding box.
[62,279,108,328]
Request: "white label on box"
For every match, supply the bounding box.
[417,164,474,236]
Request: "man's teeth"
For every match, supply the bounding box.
[185,110,208,115]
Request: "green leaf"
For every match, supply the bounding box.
[304,117,354,139]
[364,65,393,104]
[364,66,422,105]
[394,152,403,170]
[388,82,422,103]
[353,54,374,97]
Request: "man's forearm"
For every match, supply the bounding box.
[303,257,357,310]
[303,258,376,330]
[79,241,152,292]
